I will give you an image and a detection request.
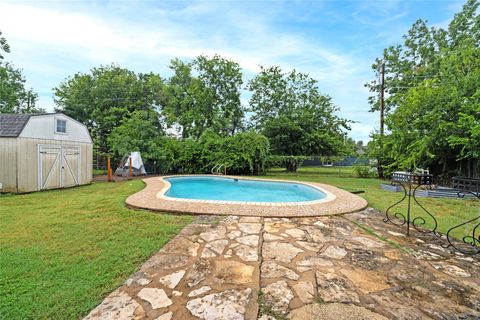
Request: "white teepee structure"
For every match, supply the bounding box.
[115,152,147,176]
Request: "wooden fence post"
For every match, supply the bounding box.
[107,157,112,182]
[129,157,133,179]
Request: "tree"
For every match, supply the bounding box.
[108,110,164,160]
[0,30,43,114]
[54,64,165,154]
[0,63,42,113]
[365,0,480,178]
[382,46,480,175]
[195,55,244,136]
[247,66,350,171]
[366,0,479,114]
[163,55,244,139]
[162,58,207,139]
[0,30,10,59]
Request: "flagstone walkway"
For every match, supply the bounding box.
[85,209,480,320]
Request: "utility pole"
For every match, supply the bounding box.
[378,62,385,178]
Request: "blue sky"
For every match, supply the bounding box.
[0,0,464,141]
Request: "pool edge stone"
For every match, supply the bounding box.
[125,175,368,217]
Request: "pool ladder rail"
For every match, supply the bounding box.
[211,164,228,175]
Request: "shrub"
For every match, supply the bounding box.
[154,131,270,175]
[353,164,375,178]
[223,132,270,175]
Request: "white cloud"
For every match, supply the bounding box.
[350,122,376,142]
[1,1,358,72]
[351,0,409,27]
[0,0,402,141]
[0,2,185,64]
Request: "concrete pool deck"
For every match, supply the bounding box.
[126,175,368,217]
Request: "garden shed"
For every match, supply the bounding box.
[0,113,93,193]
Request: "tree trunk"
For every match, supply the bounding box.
[285,158,299,172]
[377,161,384,179]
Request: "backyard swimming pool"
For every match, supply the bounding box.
[128,176,367,216]
[164,176,327,203]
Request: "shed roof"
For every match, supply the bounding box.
[0,114,31,137]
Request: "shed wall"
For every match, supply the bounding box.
[5,138,92,193]
[19,114,92,143]
[17,138,93,193]
[0,138,18,192]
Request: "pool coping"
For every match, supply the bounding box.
[157,175,337,206]
[126,175,368,217]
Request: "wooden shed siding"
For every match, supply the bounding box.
[0,138,18,192]
[17,138,93,193]
[16,138,38,193]
[11,138,93,193]
[84,141,93,183]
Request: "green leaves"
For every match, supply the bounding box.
[107,110,163,159]
[52,54,357,175]
[366,0,480,177]
[247,65,351,168]
[54,64,165,154]
[154,131,270,175]
[163,55,244,139]
[0,62,43,114]
[0,30,10,60]
[0,31,43,114]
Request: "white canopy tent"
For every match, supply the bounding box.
[115,152,147,176]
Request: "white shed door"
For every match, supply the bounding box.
[62,146,80,188]
[38,145,80,190]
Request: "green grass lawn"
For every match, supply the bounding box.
[0,181,192,320]
[265,166,480,237]
[93,168,108,176]
[0,167,477,319]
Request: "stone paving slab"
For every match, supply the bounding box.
[85,216,262,320]
[84,209,480,320]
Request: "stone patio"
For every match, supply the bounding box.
[84,209,480,320]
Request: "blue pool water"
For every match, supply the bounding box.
[165,176,326,202]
